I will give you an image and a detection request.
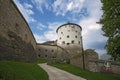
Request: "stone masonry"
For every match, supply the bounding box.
[0,0,37,62]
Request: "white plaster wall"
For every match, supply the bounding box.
[57,24,82,47]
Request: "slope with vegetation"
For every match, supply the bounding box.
[0,60,48,80]
[50,64,120,80]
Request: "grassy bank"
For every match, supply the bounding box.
[35,59,47,64]
[50,64,120,80]
[0,61,48,80]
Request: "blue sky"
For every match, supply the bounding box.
[13,0,108,56]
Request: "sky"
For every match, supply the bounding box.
[13,0,108,57]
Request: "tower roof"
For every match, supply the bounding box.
[56,22,82,33]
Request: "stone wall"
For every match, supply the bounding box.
[70,49,120,75]
[36,44,69,59]
[88,60,120,75]
[71,55,84,69]
[71,49,98,69]
[0,0,37,62]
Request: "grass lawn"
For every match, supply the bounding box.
[35,59,47,64]
[0,61,48,80]
[50,64,120,80]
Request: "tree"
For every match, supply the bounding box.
[99,0,120,61]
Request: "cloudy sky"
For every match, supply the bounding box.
[13,0,108,56]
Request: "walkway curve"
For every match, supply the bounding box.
[38,63,86,80]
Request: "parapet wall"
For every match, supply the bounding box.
[71,49,120,75]
[88,60,120,74]
[0,0,37,62]
[36,44,69,59]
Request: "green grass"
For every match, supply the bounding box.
[0,61,48,80]
[35,59,47,64]
[50,64,120,80]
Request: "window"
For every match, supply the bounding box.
[61,32,63,34]
[71,40,74,44]
[45,55,47,57]
[62,41,65,44]
[79,41,80,44]
[67,43,70,45]
[67,35,69,38]
[45,49,47,52]
[39,49,41,51]
[51,50,54,52]
[59,37,61,40]
[38,54,41,57]
[75,36,77,38]
[68,30,70,32]
[76,31,77,33]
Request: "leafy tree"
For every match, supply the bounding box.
[99,0,120,61]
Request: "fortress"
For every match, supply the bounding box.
[0,0,120,74]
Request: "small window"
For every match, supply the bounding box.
[39,49,41,51]
[67,35,69,38]
[61,32,63,34]
[67,43,70,45]
[45,55,47,57]
[75,36,77,38]
[62,41,65,44]
[45,49,47,52]
[71,40,74,44]
[38,54,41,57]
[51,50,54,52]
[68,30,70,32]
[79,41,80,44]
[59,37,61,40]
[76,31,77,33]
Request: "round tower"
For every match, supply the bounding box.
[56,23,83,57]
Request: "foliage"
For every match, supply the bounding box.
[48,58,70,64]
[50,64,120,80]
[99,0,120,61]
[0,61,48,80]
[35,59,47,64]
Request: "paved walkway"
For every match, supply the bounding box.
[38,63,86,80]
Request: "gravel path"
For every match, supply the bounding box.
[38,63,86,80]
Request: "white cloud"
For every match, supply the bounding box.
[78,0,107,56]
[44,22,63,41]
[33,34,46,43]
[36,23,46,30]
[52,0,85,16]
[13,0,36,23]
[23,3,33,9]
[34,22,63,43]
[31,0,50,13]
